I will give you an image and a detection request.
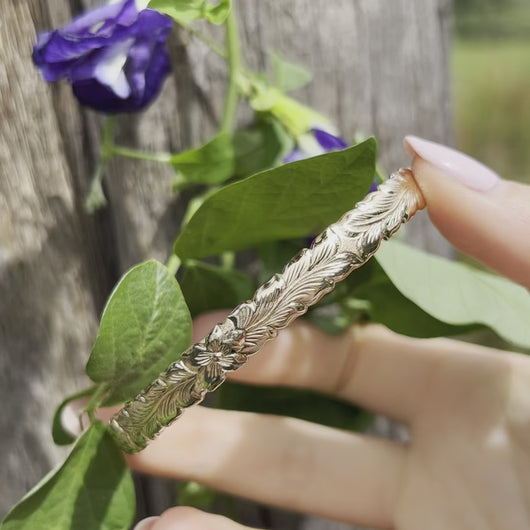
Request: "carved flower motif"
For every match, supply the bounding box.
[188,325,247,388]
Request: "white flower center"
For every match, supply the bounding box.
[89,21,105,33]
[297,133,325,157]
[135,0,150,10]
[94,38,134,99]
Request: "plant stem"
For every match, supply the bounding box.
[180,23,226,58]
[84,384,108,423]
[84,117,116,212]
[101,116,116,160]
[165,254,181,276]
[220,4,242,134]
[111,145,172,163]
[221,251,235,270]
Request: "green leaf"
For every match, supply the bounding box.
[203,0,229,23]
[351,265,478,338]
[86,260,192,404]
[218,382,372,432]
[232,118,293,178]
[51,386,97,446]
[181,261,254,317]
[375,240,530,348]
[256,239,306,283]
[174,137,377,259]
[149,0,230,24]
[270,51,312,92]
[1,422,134,530]
[170,132,235,190]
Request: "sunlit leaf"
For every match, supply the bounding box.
[352,265,478,338]
[149,0,230,24]
[270,50,312,92]
[375,240,530,348]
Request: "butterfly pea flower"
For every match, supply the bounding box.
[32,0,172,113]
[283,127,348,163]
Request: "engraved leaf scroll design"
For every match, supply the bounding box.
[109,356,202,452]
[109,168,425,453]
[341,168,425,250]
[229,169,423,353]
[230,230,356,353]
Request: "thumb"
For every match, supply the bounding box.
[404,136,530,289]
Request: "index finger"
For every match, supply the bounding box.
[405,136,530,288]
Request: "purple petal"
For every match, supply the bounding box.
[131,8,172,36]
[368,179,378,193]
[125,37,170,107]
[283,148,305,163]
[283,128,349,164]
[34,1,137,66]
[312,128,348,151]
[64,0,133,35]
[72,78,130,112]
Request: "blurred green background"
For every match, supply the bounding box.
[452,0,530,183]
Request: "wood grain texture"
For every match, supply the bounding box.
[0,0,451,528]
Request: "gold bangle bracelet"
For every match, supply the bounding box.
[109,168,425,454]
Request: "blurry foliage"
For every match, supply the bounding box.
[452,0,530,184]
[453,0,530,39]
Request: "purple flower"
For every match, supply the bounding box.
[283,128,348,163]
[32,0,172,113]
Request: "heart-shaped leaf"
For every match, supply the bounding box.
[174,137,377,259]
[270,51,312,92]
[86,260,191,404]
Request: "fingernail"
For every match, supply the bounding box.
[404,135,499,192]
[133,516,159,530]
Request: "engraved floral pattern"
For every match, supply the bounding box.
[181,325,248,390]
[110,170,425,453]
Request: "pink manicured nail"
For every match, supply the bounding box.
[404,135,499,192]
[133,516,159,530]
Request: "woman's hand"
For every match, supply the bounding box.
[131,137,530,530]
